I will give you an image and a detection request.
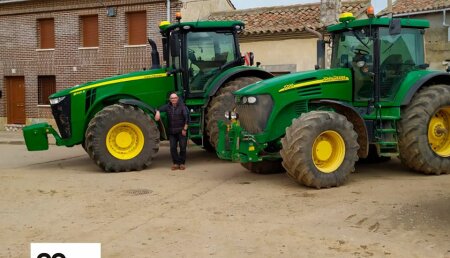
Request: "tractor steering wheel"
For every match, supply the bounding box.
[354,48,369,56]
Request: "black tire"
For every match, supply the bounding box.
[280,111,359,188]
[398,84,450,175]
[205,76,262,149]
[358,144,391,163]
[241,160,285,174]
[85,104,160,172]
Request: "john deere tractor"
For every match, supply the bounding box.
[22,18,272,172]
[217,13,450,188]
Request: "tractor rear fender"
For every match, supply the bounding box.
[207,68,273,97]
[310,99,369,158]
[402,72,450,106]
[118,99,167,140]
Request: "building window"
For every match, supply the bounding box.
[38,18,55,49]
[127,11,146,45]
[81,15,99,47]
[38,76,56,105]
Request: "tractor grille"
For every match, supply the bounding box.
[51,96,72,139]
[236,95,273,134]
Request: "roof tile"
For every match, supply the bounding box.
[381,0,450,15]
[209,0,370,36]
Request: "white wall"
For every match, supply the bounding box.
[181,0,234,21]
[240,38,318,72]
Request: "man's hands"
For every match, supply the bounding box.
[182,124,188,136]
[155,110,161,121]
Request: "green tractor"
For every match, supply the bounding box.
[217,13,450,188]
[22,18,272,172]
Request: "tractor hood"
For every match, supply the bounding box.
[50,68,168,98]
[235,68,352,96]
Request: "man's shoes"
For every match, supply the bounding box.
[171,164,179,170]
[179,164,186,170]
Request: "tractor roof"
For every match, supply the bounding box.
[327,17,429,32]
[160,20,244,33]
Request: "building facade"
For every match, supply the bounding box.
[0,0,234,130]
[382,0,450,71]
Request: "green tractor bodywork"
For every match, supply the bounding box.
[23,20,273,171]
[217,16,450,188]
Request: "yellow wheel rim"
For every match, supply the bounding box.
[106,122,144,160]
[312,130,346,173]
[428,106,450,157]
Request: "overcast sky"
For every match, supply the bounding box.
[232,0,387,13]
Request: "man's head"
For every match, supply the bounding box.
[169,93,179,106]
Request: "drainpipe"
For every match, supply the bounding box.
[167,0,171,22]
[306,27,325,70]
[443,9,450,42]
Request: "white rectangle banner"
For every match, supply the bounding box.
[30,243,101,258]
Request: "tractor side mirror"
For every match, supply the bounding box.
[170,33,180,57]
[162,37,169,63]
[340,54,349,67]
[249,52,254,66]
[389,19,401,35]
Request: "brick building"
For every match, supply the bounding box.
[0,0,234,130]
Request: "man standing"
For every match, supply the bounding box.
[155,92,189,170]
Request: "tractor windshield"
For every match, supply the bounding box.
[379,27,425,100]
[331,27,374,100]
[186,31,237,93]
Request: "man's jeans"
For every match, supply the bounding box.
[169,133,187,165]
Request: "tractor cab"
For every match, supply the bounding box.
[159,15,246,99]
[328,13,429,103]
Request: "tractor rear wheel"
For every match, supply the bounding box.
[241,160,285,174]
[205,76,261,149]
[85,104,160,172]
[280,111,359,188]
[398,84,450,174]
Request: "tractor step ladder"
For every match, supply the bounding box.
[187,106,203,139]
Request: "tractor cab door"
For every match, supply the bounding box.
[331,27,375,101]
[378,27,425,100]
[184,30,239,98]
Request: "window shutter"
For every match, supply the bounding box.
[39,19,55,49]
[82,15,99,47]
[127,11,146,45]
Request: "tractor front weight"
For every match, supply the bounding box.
[217,120,264,163]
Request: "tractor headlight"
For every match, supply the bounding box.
[49,96,67,105]
[241,96,248,104]
[224,111,239,120]
[247,96,257,104]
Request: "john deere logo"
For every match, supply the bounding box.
[279,76,350,92]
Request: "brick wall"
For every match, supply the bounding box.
[0,0,181,124]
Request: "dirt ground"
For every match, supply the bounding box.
[0,143,450,258]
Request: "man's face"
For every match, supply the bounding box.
[169,93,179,105]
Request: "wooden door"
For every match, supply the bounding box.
[6,77,26,124]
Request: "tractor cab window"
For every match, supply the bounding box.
[379,28,425,100]
[186,31,237,93]
[331,28,374,100]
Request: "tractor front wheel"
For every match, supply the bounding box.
[398,84,450,174]
[280,111,359,188]
[85,104,160,172]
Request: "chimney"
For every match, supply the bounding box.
[320,0,342,26]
